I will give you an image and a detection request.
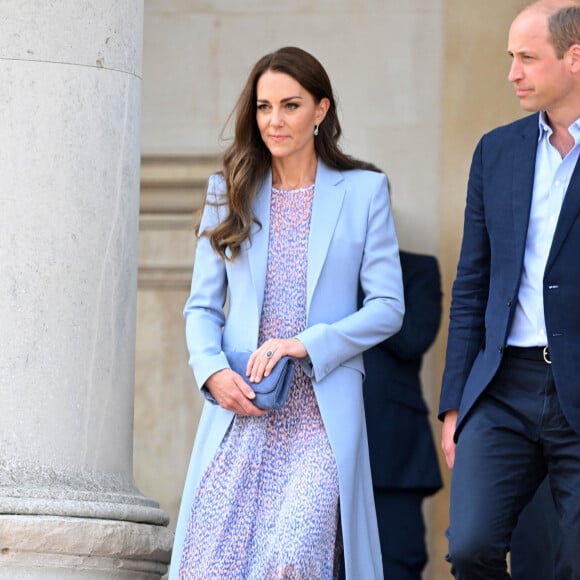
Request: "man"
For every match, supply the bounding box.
[439,1,580,578]
[363,251,443,579]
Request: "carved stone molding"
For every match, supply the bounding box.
[139,155,221,290]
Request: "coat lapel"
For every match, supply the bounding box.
[246,162,345,316]
[306,162,345,310]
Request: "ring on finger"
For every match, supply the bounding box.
[265,349,274,359]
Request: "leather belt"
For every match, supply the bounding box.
[505,345,551,364]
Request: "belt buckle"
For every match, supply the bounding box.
[543,346,551,364]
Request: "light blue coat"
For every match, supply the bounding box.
[170,160,404,579]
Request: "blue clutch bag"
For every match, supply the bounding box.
[225,350,296,410]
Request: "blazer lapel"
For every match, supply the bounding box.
[546,154,580,271]
[511,116,539,258]
[306,162,345,310]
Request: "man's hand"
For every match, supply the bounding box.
[442,409,459,469]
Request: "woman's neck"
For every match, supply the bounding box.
[271,155,318,190]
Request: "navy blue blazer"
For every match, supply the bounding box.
[440,112,580,437]
[363,251,443,493]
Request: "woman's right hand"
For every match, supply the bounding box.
[205,368,267,416]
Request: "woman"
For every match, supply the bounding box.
[171,46,404,579]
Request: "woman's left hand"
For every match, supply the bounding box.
[247,337,307,383]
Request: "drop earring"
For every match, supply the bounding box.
[314,124,319,136]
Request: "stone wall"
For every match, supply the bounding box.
[135,1,530,578]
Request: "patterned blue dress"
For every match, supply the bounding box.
[178,185,341,579]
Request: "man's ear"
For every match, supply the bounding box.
[567,43,580,72]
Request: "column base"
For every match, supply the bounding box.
[0,515,174,580]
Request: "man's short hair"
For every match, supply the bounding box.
[549,5,580,58]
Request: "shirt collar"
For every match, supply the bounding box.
[538,111,580,144]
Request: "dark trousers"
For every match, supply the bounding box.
[510,476,559,580]
[338,490,427,580]
[374,490,427,580]
[447,356,580,579]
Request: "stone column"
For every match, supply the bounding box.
[0,1,173,578]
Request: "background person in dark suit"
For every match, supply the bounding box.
[363,250,443,579]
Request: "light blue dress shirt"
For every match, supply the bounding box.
[509,113,580,347]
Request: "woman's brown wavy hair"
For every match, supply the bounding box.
[202,46,381,261]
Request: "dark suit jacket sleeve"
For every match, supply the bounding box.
[380,253,442,360]
[438,137,491,418]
